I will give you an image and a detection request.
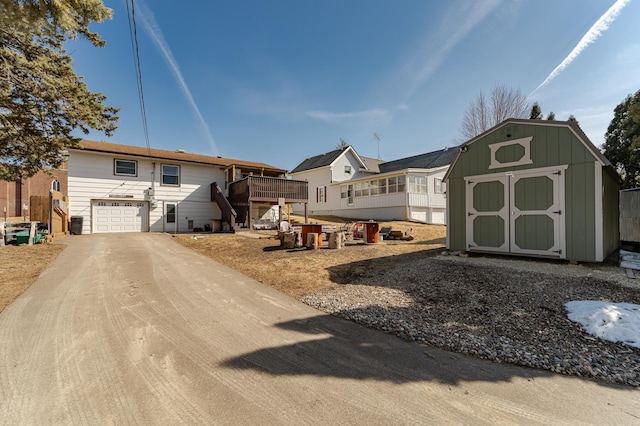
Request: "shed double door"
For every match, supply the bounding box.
[465,167,565,258]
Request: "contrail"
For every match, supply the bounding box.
[403,0,502,102]
[136,1,219,155]
[530,0,630,96]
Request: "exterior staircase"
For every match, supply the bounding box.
[210,182,239,232]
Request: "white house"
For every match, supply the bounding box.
[67,140,288,234]
[289,146,457,224]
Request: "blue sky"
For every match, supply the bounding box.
[69,0,640,171]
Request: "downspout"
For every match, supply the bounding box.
[151,162,156,190]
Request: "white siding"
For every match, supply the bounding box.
[289,167,335,214]
[290,149,451,224]
[408,193,429,207]
[331,151,366,182]
[340,191,406,209]
[68,151,224,234]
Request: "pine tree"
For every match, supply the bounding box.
[530,102,543,119]
[602,90,640,189]
[546,111,556,120]
[0,0,119,181]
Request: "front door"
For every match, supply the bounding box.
[164,202,177,233]
[465,167,565,258]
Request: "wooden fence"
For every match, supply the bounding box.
[29,191,68,235]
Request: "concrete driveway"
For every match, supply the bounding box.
[1,233,638,425]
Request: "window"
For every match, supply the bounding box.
[370,179,387,196]
[115,159,137,176]
[341,184,354,205]
[317,186,326,203]
[162,164,180,186]
[166,203,176,223]
[408,176,427,193]
[344,165,352,175]
[355,182,370,197]
[434,178,443,194]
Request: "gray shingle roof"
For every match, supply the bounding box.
[290,148,346,173]
[379,147,458,173]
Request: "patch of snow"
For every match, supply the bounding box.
[565,301,640,349]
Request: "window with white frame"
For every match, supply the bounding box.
[434,178,443,194]
[355,181,371,197]
[341,184,354,204]
[388,175,406,193]
[115,159,137,176]
[408,176,427,193]
[344,165,352,175]
[161,164,180,186]
[317,186,326,203]
[371,179,387,195]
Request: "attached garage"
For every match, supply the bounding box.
[445,119,620,263]
[92,200,149,233]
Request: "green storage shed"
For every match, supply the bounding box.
[444,119,620,262]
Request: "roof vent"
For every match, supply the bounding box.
[176,149,186,153]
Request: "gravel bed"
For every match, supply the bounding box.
[302,254,640,387]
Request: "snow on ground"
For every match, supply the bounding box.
[566,301,640,349]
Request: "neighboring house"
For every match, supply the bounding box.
[67,140,304,234]
[1,167,67,219]
[444,119,620,262]
[289,145,457,224]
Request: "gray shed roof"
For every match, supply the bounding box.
[378,147,458,173]
[444,118,617,181]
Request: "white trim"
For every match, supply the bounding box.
[443,120,610,181]
[163,201,178,233]
[464,174,510,253]
[91,199,149,233]
[594,161,604,261]
[464,166,568,258]
[488,137,534,169]
[445,179,450,249]
[509,169,565,258]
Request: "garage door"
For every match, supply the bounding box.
[431,211,445,225]
[92,200,149,233]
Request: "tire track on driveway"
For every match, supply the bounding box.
[1,233,639,425]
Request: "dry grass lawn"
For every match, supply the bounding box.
[0,217,443,312]
[174,216,447,298]
[0,242,66,312]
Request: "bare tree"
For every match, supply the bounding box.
[336,138,348,150]
[460,84,530,140]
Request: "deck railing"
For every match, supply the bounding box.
[229,176,308,203]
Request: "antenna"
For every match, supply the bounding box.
[373,132,381,160]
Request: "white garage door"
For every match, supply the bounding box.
[431,211,445,225]
[92,200,149,233]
